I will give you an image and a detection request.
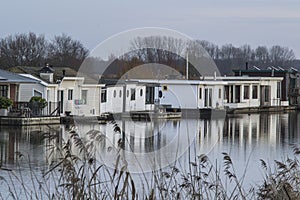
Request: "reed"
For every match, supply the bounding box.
[0,122,299,199]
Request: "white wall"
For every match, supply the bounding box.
[198,85,224,109]
[158,84,198,109]
[101,85,124,114]
[56,78,102,116]
[74,85,101,116]
[19,83,47,102]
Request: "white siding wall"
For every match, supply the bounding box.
[74,86,101,116]
[19,83,47,101]
[46,85,58,103]
[159,84,198,109]
[125,84,139,112]
[101,85,124,114]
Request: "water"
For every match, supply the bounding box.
[0,111,300,195]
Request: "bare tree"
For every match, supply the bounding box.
[0,32,47,68]
[269,45,295,66]
[47,34,88,69]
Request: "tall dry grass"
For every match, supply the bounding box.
[0,121,299,199]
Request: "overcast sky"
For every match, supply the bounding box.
[1,0,300,58]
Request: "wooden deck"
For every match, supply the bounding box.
[122,111,181,120]
[0,116,61,126]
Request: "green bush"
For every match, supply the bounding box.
[29,96,47,109]
[29,96,47,115]
[0,97,13,109]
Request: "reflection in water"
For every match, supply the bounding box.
[0,125,60,166]
[0,112,299,183]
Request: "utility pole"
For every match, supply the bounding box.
[186,50,189,80]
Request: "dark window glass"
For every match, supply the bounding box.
[0,85,8,97]
[244,85,249,99]
[68,89,73,100]
[101,89,107,103]
[252,85,258,99]
[130,89,135,101]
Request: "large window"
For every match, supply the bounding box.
[146,86,154,104]
[0,85,8,97]
[252,85,258,99]
[81,90,88,104]
[68,89,73,100]
[101,89,107,103]
[244,85,249,99]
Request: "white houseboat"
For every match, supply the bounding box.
[100,80,157,115]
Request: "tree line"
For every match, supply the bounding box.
[198,40,296,74]
[0,32,88,70]
[0,33,297,75]
[104,37,297,77]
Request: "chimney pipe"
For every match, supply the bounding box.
[246,62,249,70]
[62,69,66,77]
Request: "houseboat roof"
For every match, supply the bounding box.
[216,76,283,81]
[99,78,159,87]
[0,69,38,84]
[9,66,98,84]
[19,74,49,86]
[129,76,283,85]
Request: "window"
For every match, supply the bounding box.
[235,85,241,103]
[33,90,42,97]
[81,90,87,104]
[130,88,135,100]
[140,89,143,97]
[244,85,249,99]
[265,86,270,102]
[146,87,154,104]
[68,89,73,100]
[224,86,229,100]
[119,90,122,98]
[209,88,212,107]
[199,88,202,99]
[204,88,212,107]
[219,88,222,99]
[252,85,258,99]
[204,89,208,107]
[0,85,8,97]
[158,90,163,98]
[101,89,107,103]
[277,82,281,98]
[113,90,116,98]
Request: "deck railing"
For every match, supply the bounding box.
[9,101,60,117]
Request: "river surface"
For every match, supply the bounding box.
[0,111,300,195]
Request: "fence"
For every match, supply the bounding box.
[10,101,61,117]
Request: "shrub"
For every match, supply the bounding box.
[0,96,13,109]
[29,96,47,115]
